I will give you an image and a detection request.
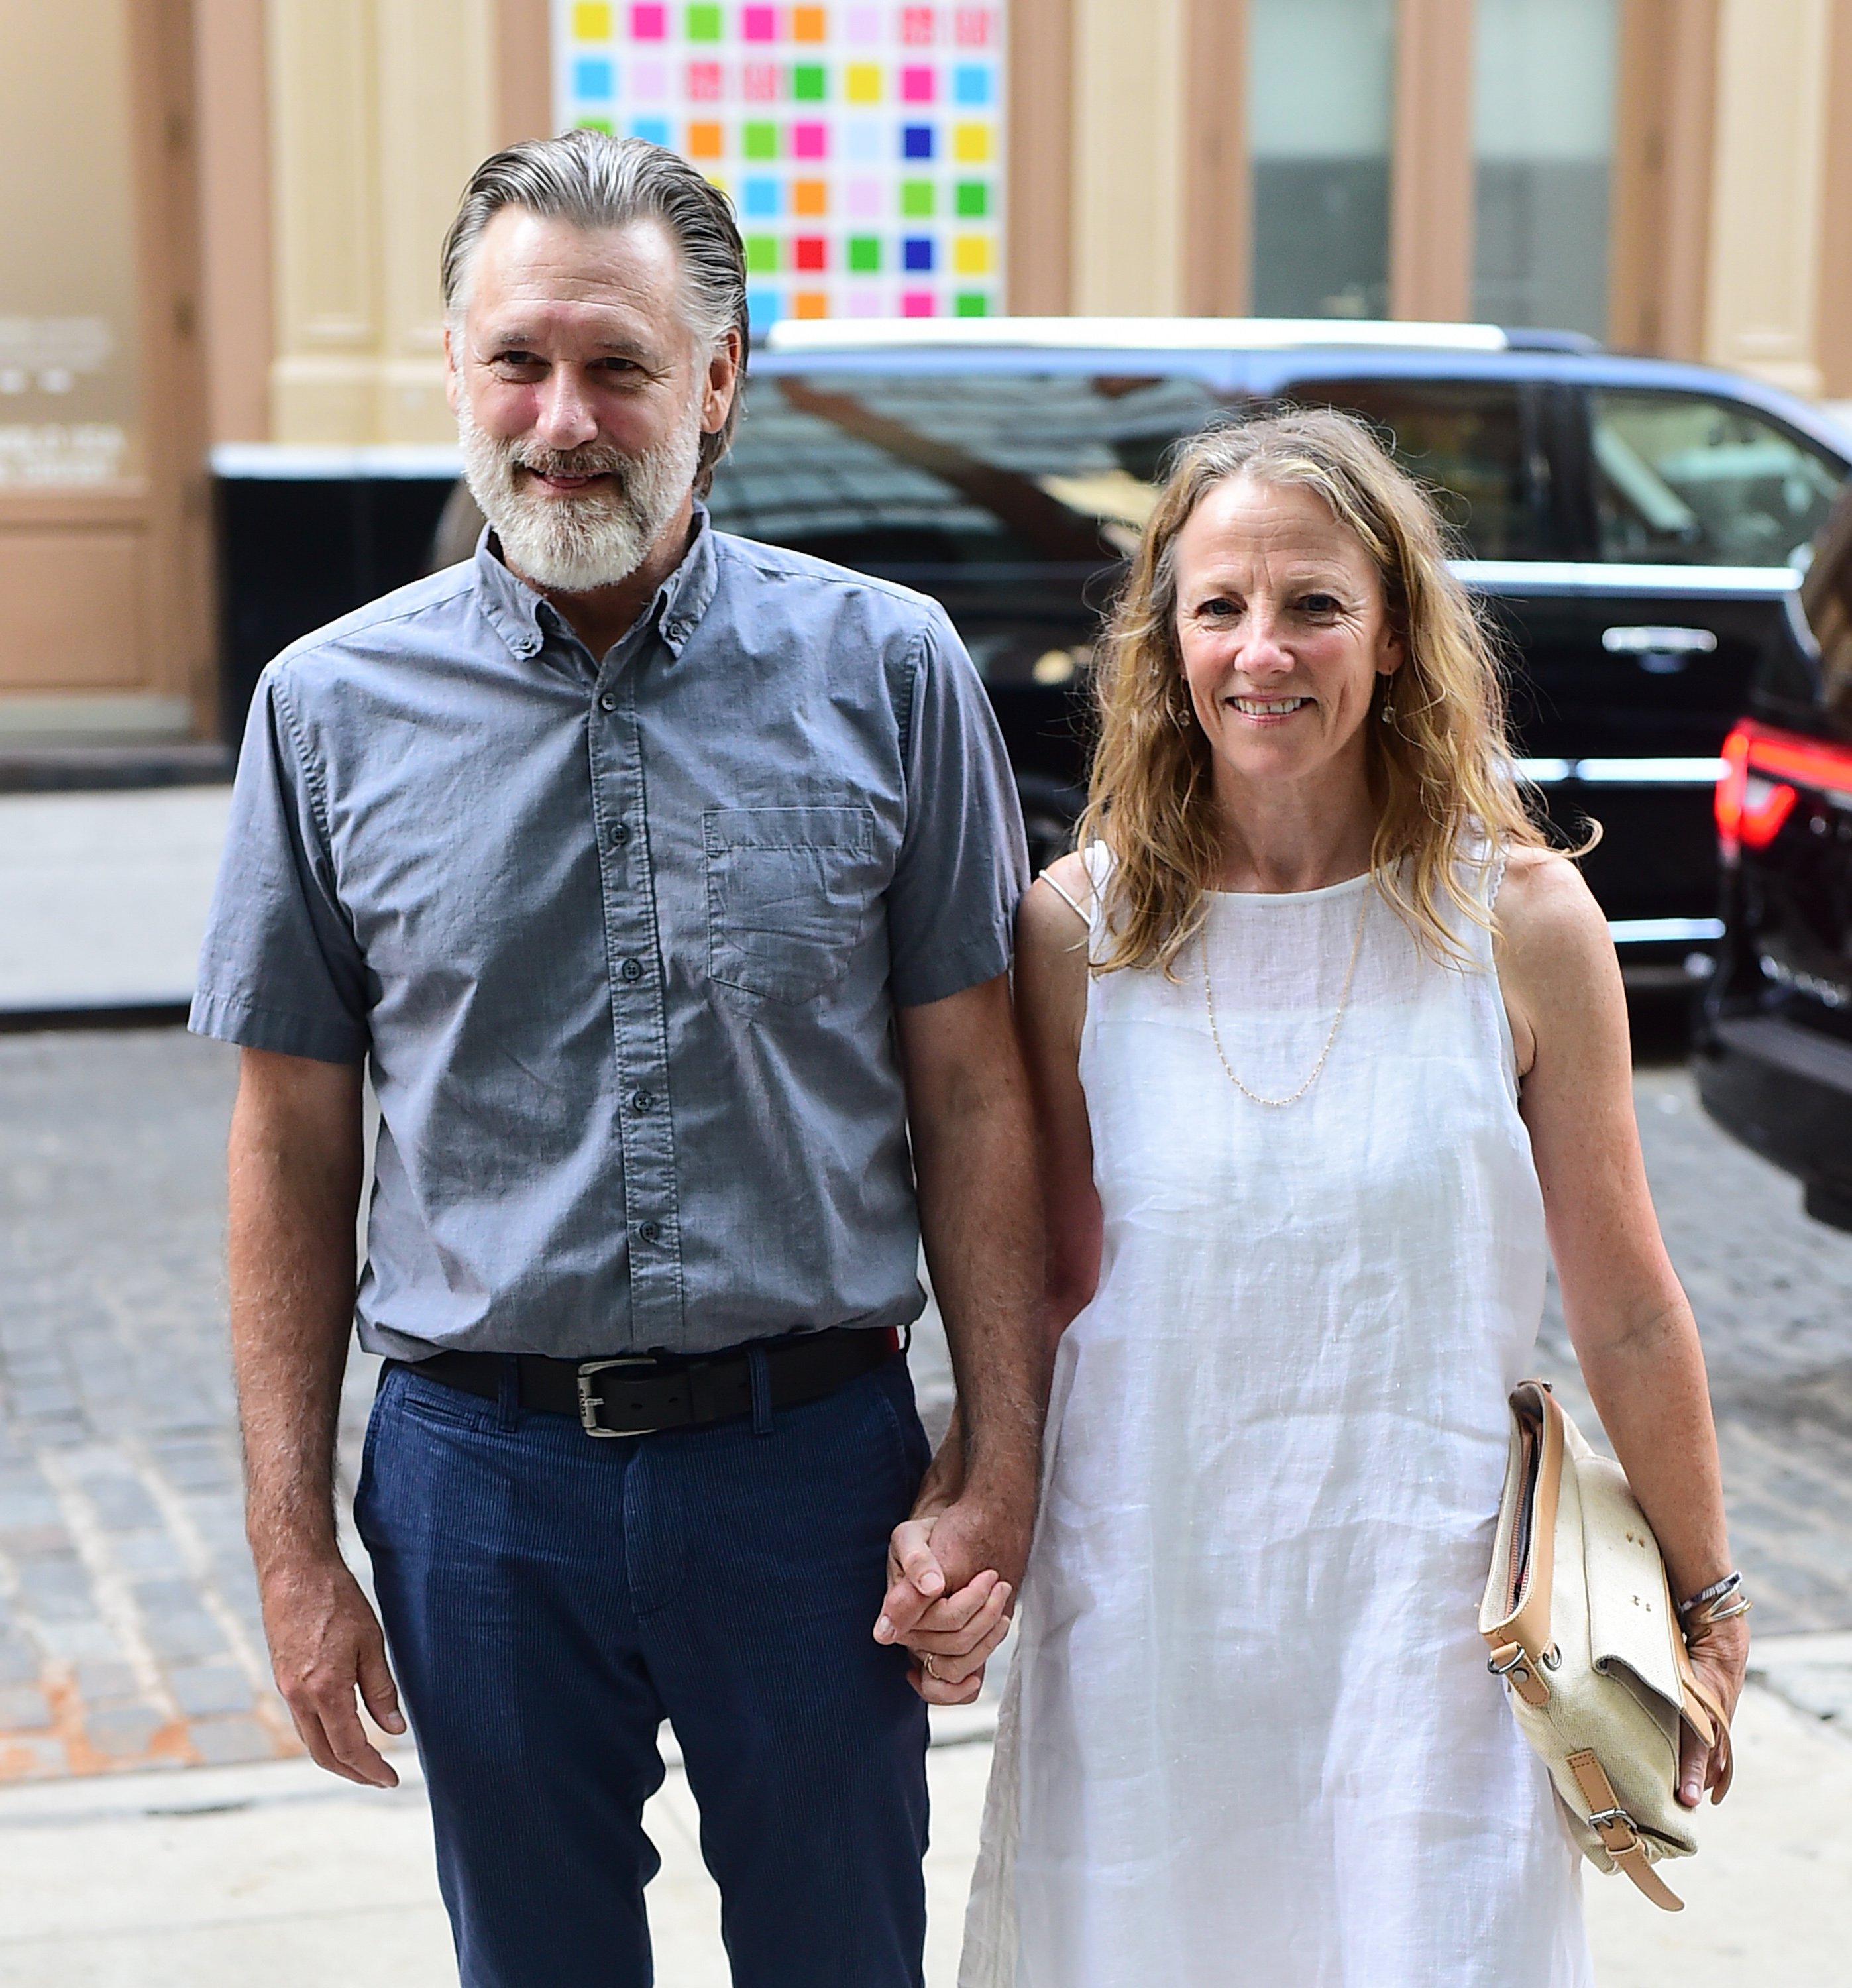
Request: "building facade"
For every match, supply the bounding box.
[3,0,1851,742]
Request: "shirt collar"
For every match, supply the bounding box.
[473,500,720,664]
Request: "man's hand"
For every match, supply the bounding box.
[261,1551,406,1786]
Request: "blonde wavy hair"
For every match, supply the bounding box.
[1077,406,1551,973]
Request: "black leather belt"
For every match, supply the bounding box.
[399,1326,900,1439]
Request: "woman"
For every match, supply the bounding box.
[889,411,1749,1985]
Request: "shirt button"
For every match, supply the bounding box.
[629,1088,655,1114]
[637,1220,661,1244]
[620,958,644,982]
[607,821,630,846]
[598,692,617,712]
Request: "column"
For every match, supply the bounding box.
[1069,0,1186,314]
[1702,0,1832,396]
[1388,0,1474,322]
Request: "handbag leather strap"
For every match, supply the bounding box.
[1565,1751,1686,1912]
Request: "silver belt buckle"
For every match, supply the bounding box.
[576,1356,661,1438]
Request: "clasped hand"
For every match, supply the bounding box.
[873,1499,1023,1706]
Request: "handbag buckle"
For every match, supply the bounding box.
[1585,1804,1641,1848]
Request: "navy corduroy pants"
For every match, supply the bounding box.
[354,1353,932,1988]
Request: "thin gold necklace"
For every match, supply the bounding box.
[1201,879,1372,1107]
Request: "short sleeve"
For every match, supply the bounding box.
[188,667,372,1064]
[885,612,1030,1007]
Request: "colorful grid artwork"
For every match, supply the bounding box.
[555,3,1005,327]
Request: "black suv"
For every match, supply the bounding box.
[1696,492,1852,1231]
[714,318,1852,979]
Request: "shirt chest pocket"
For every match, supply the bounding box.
[704,806,880,1004]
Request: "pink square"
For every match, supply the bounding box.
[900,64,935,101]
[631,3,667,37]
[954,6,990,45]
[790,120,827,158]
[901,5,934,44]
[687,60,722,100]
[632,58,667,100]
[742,4,778,40]
[743,59,778,99]
[845,3,881,42]
[845,287,883,317]
[902,290,935,317]
[845,176,881,218]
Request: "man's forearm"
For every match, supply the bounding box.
[227,1062,364,1572]
[912,1077,1048,1502]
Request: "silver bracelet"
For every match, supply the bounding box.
[1678,1571,1750,1626]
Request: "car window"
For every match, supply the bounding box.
[1274,377,1551,559]
[708,370,1234,569]
[1591,388,1845,569]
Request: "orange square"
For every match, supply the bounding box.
[792,5,826,40]
[793,290,829,319]
[792,178,828,215]
[686,119,724,159]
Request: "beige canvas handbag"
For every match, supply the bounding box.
[1478,1380,1733,1912]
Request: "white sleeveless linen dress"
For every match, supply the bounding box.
[961,851,1592,1987]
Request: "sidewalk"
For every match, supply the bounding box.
[0,788,230,1013]
[0,1675,1848,1986]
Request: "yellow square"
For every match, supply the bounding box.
[845,62,881,102]
[792,178,828,215]
[953,233,992,275]
[572,2,612,38]
[953,121,991,163]
[686,120,724,160]
[793,291,830,319]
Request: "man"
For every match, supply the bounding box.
[192,132,1044,1987]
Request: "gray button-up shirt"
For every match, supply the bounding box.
[191,512,1027,1360]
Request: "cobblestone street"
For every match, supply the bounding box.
[0,1024,1849,1785]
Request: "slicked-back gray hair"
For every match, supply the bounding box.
[443,130,749,490]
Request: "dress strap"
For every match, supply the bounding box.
[1039,868,1092,927]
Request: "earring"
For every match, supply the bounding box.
[1379,684,1395,725]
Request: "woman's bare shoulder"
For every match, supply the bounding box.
[1496,845,1610,963]
[1495,846,1623,1072]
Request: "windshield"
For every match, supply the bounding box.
[706,369,1234,568]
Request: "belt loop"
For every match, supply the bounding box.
[497,1354,521,1430]
[749,1346,773,1436]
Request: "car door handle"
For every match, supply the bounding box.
[1601,625,1719,673]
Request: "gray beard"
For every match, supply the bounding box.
[457,396,702,594]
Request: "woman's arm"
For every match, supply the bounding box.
[1018,854,1104,1346]
[1498,846,1748,1805]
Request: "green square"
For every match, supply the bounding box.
[955,180,989,218]
[791,63,827,101]
[744,233,780,274]
[574,116,614,135]
[900,178,934,217]
[847,235,881,273]
[955,292,990,317]
[742,120,778,160]
[686,2,722,38]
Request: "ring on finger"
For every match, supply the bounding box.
[921,1652,939,1681]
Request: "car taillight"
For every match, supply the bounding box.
[1716,719,1852,856]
